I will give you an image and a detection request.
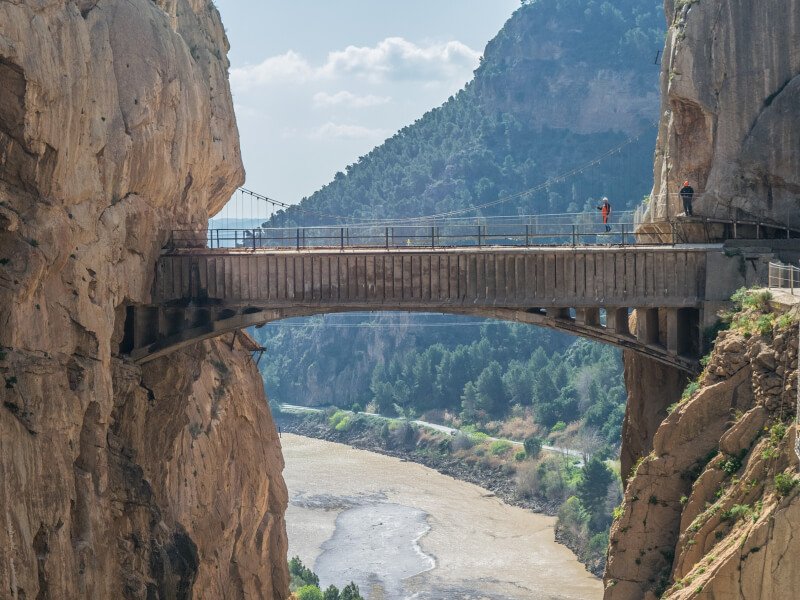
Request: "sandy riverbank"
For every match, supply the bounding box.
[282,433,601,599]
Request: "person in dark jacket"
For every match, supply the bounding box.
[680,181,694,216]
[597,197,611,232]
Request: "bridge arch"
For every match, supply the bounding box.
[125,303,698,372]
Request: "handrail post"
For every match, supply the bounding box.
[431,225,435,249]
[525,224,529,247]
[622,223,626,246]
[572,224,576,247]
[340,227,344,249]
[385,227,389,249]
[478,225,482,247]
[296,228,300,250]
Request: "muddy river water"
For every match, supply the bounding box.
[282,434,602,600]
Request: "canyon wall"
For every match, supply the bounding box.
[611,1,800,597]
[642,0,800,226]
[608,304,799,599]
[0,1,288,598]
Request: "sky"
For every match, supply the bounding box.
[214,0,520,218]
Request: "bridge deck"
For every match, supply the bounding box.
[155,244,715,310]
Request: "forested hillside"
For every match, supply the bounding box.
[264,0,663,224]
[252,0,664,454]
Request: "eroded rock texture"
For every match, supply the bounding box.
[0,1,289,598]
[642,0,800,225]
[606,320,799,600]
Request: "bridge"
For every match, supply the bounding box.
[120,216,787,372]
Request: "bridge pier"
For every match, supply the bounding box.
[576,307,600,327]
[606,307,631,336]
[636,308,661,346]
[666,307,699,357]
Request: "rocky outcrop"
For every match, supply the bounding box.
[0,1,288,598]
[606,310,799,599]
[641,0,800,227]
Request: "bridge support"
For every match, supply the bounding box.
[548,308,571,320]
[636,308,660,346]
[666,308,699,357]
[606,307,631,336]
[576,307,600,327]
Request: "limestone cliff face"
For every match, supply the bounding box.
[606,311,799,600]
[642,0,800,225]
[0,1,288,598]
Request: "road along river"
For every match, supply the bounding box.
[282,434,602,600]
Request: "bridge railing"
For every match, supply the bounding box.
[769,261,800,295]
[169,213,681,250]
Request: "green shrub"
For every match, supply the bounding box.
[523,436,543,459]
[762,446,779,460]
[350,402,363,413]
[514,449,527,462]
[288,556,319,590]
[323,585,340,600]
[328,410,350,430]
[769,423,787,444]
[720,452,744,475]
[775,473,798,496]
[490,440,513,456]
[296,586,324,600]
[550,421,567,433]
[755,314,775,336]
[587,532,609,557]
[335,416,352,432]
[719,504,752,522]
[681,380,701,401]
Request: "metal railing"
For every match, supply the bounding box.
[169,214,680,251]
[768,261,800,295]
[167,212,692,250]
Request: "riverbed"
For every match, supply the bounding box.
[282,434,602,600]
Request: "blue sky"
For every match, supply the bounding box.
[214,0,520,216]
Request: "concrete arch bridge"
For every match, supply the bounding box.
[121,219,783,373]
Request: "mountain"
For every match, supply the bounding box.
[252,0,666,448]
[264,0,664,226]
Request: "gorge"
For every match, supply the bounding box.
[1,1,799,599]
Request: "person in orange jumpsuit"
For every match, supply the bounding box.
[597,197,611,232]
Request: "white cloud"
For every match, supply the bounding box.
[309,122,388,140]
[231,37,480,92]
[231,50,314,91]
[312,91,391,108]
[321,37,480,83]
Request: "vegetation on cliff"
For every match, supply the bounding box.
[606,291,799,598]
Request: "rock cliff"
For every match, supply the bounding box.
[607,298,799,599]
[610,1,800,597]
[0,1,288,598]
[641,0,800,226]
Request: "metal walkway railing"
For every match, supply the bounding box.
[769,261,800,295]
[169,212,684,250]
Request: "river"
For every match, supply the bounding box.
[282,434,602,600]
